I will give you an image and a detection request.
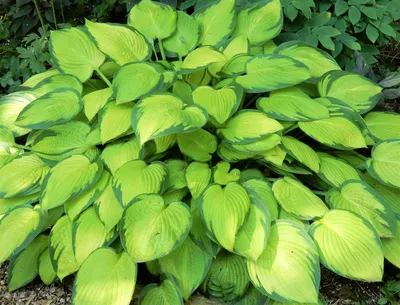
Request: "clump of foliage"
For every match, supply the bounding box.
[0,1,400,305]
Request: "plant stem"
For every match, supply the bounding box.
[312,190,326,196]
[33,0,47,37]
[14,144,33,151]
[243,93,261,109]
[266,177,278,182]
[158,38,167,61]
[151,43,159,61]
[95,68,112,88]
[50,0,58,30]
[283,123,299,135]
[60,1,65,23]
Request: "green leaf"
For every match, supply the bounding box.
[233,285,268,305]
[382,220,400,268]
[99,101,133,144]
[49,28,105,82]
[21,69,60,88]
[247,220,320,303]
[217,111,283,144]
[0,126,22,168]
[348,6,361,24]
[83,88,113,122]
[8,234,48,291]
[180,46,226,74]
[195,0,235,48]
[361,6,377,19]
[232,0,283,46]
[128,0,177,40]
[221,54,252,77]
[192,85,242,124]
[326,180,397,237]
[335,0,349,16]
[299,117,367,150]
[379,23,396,37]
[309,210,383,281]
[121,194,191,262]
[164,11,199,57]
[49,216,78,280]
[164,159,187,192]
[15,89,82,129]
[112,62,163,104]
[226,134,281,155]
[0,194,39,216]
[85,20,150,65]
[139,279,183,305]
[199,182,250,252]
[38,248,57,285]
[131,94,207,146]
[366,140,400,189]
[0,205,45,264]
[73,248,137,305]
[364,112,400,141]
[32,74,83,98]
[40,155,103,210]
[112,160,167,206]
[0,154,49,198]
[317,152,362,187]
[274,41,340,78]
[158,237,212,300]
[273,177,329,220]
[217,142,255,163]
[177,129,217,162]
[281,136,320,172]
[366,24,379,43]
[236,55,311,93]
[185,162,212,200]
[213,161,240,186]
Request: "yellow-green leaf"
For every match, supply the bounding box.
[180,46,226,74]
[38,248,57,285]
[177,129,217,162]
[140,279,183,305]
[99,101,133,144]
[281,136,320,172]
[382,220,400,268]
[364,112,400,141]
[83,88,113,122]
[185,162,212,200]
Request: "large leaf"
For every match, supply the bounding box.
[364,112,400,141]
[382,220,400,268]
[73,248,137,305]
[366,140,400,189]
[177,129,217,162]
[85,20,150,65]
[21,69,60,88]
[112,160,167,206]
[199,182,250,252]
[232,0,283,46]
[83,88,113,122]
[236,55,310,93]
[180,46,226,74]
[309,210,383,281]
[99,101,133,144]
[40,155,103,210]
[195,0,235,48]
[15,89,82,129]
[281,136,320,172]
[0,154,49,198]
[0,205,44,264]
[273,177,329,220]
[185,162,212,199]
[139,279,183,305]
[121,194,191,262]
[318,70,382,114]
[226,134,281,155]
[112,62,163,104]
[275,41,340,78]
[49,27,105,82]
[131,94,207,145]
[158,237,212,300]
[32,74,83,97]
[299,117,367,150]
[128,0,177,40]
[217,111,283,144]
[247,220,320,304]
[0,194,39,216]
[38,248,57,285]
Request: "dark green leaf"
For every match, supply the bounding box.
[361,6,377,19]
[379,24,397,37]
[285,4,299,22]
[335,0,349,16]
[348,6,361,25]
[366,24,379,42]
[312,26,341,37]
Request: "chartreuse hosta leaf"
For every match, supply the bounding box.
[382,220,400,268]
[31,74,82,98]
[317,152,361,187]
[49,27,105,82]
[232,0,282,46]
[217,111,283,144]
[15,89,82,129]
[85,20,150,65]
[158,237,212,300]
[364,112,400,141]
[299,117,367,150]
[99,101,133,144]
[49,216,78,280]
[0,91,37,136]
[318,70,382,114]
[213,161,240,186]
[112,160,167,206]
[140,279,183,305]
[201,251,250,302]
[257,94,329,122]
[173,80,193,103]
[275,41,340,78]
[128,0,176,40]
[273,177,329,220]
[233,285,267,305]
[192,85,242,124]
[269,298,325,305]
[112,62,163,104]
[247,220,320,304]
[236,55,310,93]
[83,88,113,121]
[164,159,187,192]
[0,154,49,198]
[132,94,208,146]
[73,248,137,305]
[185,162,212,200]
[226,134,281,155]
[309,210,383,281]
[195,0,235,48]
[8,234,48,291]
[121,194,191,262]
[0,126,22,168]
[326,180,396,237]
[223,35,250,61]
[0,205,45,264]
[21,69,60,88]
[180,46,226,74]
[366,140,400,189]
[163,11,198,57]
[218,142,255,163]
[39,248,57,285]
[281,136,320,173]
[0,194,39,216]
[177,129,217,162]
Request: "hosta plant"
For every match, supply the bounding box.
[0,0,400,305]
